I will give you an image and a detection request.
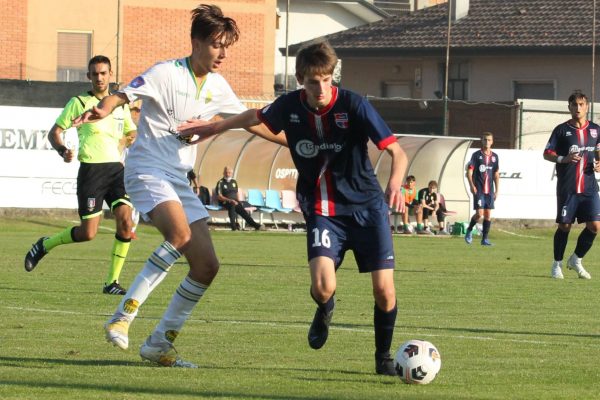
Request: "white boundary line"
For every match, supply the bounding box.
[498,229,542,239]
[4,305,583,347]
[69,220,116,233]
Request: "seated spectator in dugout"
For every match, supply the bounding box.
[416,180,439,235]
[435,191,452,235]
[187,169,210,205]
[215,166,265,231]
[400,175,419,234]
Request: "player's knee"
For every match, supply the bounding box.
[77,230,96,242]
[312,282,335,302]
[189,255,220,282]
[167,229,193,252]
[116,219,133,235]
[373,285,395,308]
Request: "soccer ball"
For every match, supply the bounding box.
[394,339,441,384]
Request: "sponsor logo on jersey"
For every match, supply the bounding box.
[86,198,96,212]
[295,140,343,158]
[479,165,487,173]
[569,145,580,154]
[566,131,572,136]
[290,113,300,124]
[591,129,598,138]
[334,113,348,129]
[130,76,145,88]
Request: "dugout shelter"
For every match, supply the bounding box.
[192,130,476,222]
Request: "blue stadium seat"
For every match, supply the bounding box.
[247,189,275,225]
[265,190,293,213]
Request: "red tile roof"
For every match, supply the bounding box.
[305,0,598,56]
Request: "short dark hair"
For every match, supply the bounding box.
[88,55,111,71]
[295,40,338,79]
[190,4,240,47]
[406,175,416,182]
[568,90,588,105]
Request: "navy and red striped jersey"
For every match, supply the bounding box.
[257,86,396,217]
[544,120,600,196]
[467,150,499,195]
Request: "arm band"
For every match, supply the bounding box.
[56,146,67,158]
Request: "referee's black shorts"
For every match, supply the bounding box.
[76,162,131,219]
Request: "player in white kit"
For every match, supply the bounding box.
[74,4,284,367]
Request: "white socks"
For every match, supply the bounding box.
[116,241,181,320]
[151,276,208,344]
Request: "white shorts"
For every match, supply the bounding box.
[124,168,209,224]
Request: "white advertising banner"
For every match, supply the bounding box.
[0,105,80,209]
[464,149,597,220]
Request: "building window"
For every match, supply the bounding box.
[382,81,412,98]
[439,62,468,100]
[513,81,555,100]
[57,31,92,82]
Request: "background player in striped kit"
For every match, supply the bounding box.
[464,132,499,246]
[177,40,406,375]
[544,91,600,280]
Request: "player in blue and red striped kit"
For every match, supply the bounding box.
[544,91,600,280]
[464,132,500,246]
[178,40,406,376]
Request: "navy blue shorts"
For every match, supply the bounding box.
[556,193,600,224]
[473,192,495,210]
[305,200,395,273]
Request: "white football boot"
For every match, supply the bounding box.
[104,314,131,350]
[140,336,198,368]
[567,254,591,279]
[551,261,564,279]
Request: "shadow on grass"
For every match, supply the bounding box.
[331,321,600,341]
[0,357,393,400]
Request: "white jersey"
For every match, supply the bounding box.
[120,57,246,178]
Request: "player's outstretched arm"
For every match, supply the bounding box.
[246,123,288,147]
[72,93,129,127]
[384,141,406,212]
[178,109,274,145]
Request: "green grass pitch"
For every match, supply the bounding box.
[1,216,599,399]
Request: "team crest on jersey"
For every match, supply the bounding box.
[130,76,145,88]
[334,113,348,129]
[290,113,300,124]
[492,156,496,162]
[86,198,96,212]
[591,129,598,138]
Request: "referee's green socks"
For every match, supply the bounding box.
[43,227,76,251]
[105,234,131,285]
